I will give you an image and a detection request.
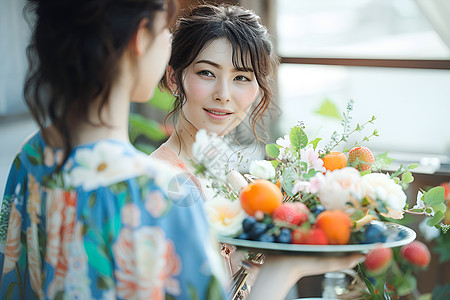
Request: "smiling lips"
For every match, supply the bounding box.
[204,108,233,120]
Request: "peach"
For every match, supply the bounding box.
[400,241,431,267]
[364,247,393,276]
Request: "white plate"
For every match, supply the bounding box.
[218,223,416,255]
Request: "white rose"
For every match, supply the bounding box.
[363,173,407,213]
[204,195,247,237]
[317,167,365,211]
[249,160,276,180]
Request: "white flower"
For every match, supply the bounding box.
[204,195,247,237]
[419,218,441,241]
[300,145,326,172]
[292,180,310,195]
[227,170,248,193]
[249,160,276,180]
[363,173,407,213]
[70,141,145,191]
[276,134,292,160]
[316,167,365,211]
[192,129,232,180]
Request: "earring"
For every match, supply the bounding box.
[172,90,180,98]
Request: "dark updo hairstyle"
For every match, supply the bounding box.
[23,0,177,166]
[162,4,279,141]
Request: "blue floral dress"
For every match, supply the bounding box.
[0,132,227,299]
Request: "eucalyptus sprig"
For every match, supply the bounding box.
[323,100,378,154]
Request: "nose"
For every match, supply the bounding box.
[213,80,230,102]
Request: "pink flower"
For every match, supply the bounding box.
[45,189,77,298]
[122,203,142,228]
[27,227,44,298]
[113,226,181,300]
[315,167,365,211]
[145,190,168,218]
[300,145,326,172]
[2,202,22,274]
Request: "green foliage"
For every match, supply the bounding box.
[431,284,450,300]
[323,100,377,153]
[129,113,167,144]
[289,125,308,151]
[433,230,450,263]
[149,88,175,111]
[265,144,280,158]
[206,276,224,300]
[315,98,342,119]
[129,88,173,153]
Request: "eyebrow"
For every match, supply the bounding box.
[195,60,253,72]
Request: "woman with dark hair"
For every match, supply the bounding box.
[152,4,363,300]
[0,0,229,299]
[154,4,278,170]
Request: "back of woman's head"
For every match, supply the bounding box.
[24,0,176,163]
[163,4,279,136]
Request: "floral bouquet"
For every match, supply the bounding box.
[191,100,448,298]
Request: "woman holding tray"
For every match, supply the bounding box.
[0,0,229,298]
[151,3,364,300]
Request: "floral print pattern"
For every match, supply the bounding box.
[0,132,226,299]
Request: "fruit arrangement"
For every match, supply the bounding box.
[233,179,407,246]
[194,101,447,246]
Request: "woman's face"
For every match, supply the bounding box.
[180,38,260,136]
[132,13,172,102]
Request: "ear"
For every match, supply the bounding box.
[166,65,179,94]
[132,19,151,56]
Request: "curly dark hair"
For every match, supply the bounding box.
[23,0,177,166]
[161,3,279,141]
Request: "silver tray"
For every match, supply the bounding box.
[218,223,416,255]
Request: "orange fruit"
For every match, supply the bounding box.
[322,151,347,171]
[315,210,352,245]
[348,146,374,171]
[240,179,283,216]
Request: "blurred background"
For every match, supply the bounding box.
[1,0,449,298]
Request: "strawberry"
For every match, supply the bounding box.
[348,146,374,171]
[291,227,328,245]
[364,247,393,275]
[272,202,309,226]
[400,241,431,267]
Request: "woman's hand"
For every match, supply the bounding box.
[248,253,365,300]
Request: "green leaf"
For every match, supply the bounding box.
[308,137,321,149]
[97,276,114,290]
[281,166,298,197]
[426,211,445,227]
[401,171,414,184]
[424,186,445,207]
[270,160,280,169]
[266,144,280,158]
[372,152,394,171]
[314,98,341,119]
[129,113,167,143]
[432,203,447,214]
[407,163,419,170]
[431,284,450,300]
[302,168,319,181]
[358,264,377,298]
[395,274,417,296]
[84,241,113,276]
[166,294,177,300]
[206,276,224,300]
[5,282,18,300]
[135,143,157,155]
[148,87,175,111]
[289,126,308,151]
[434,234,450,263]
